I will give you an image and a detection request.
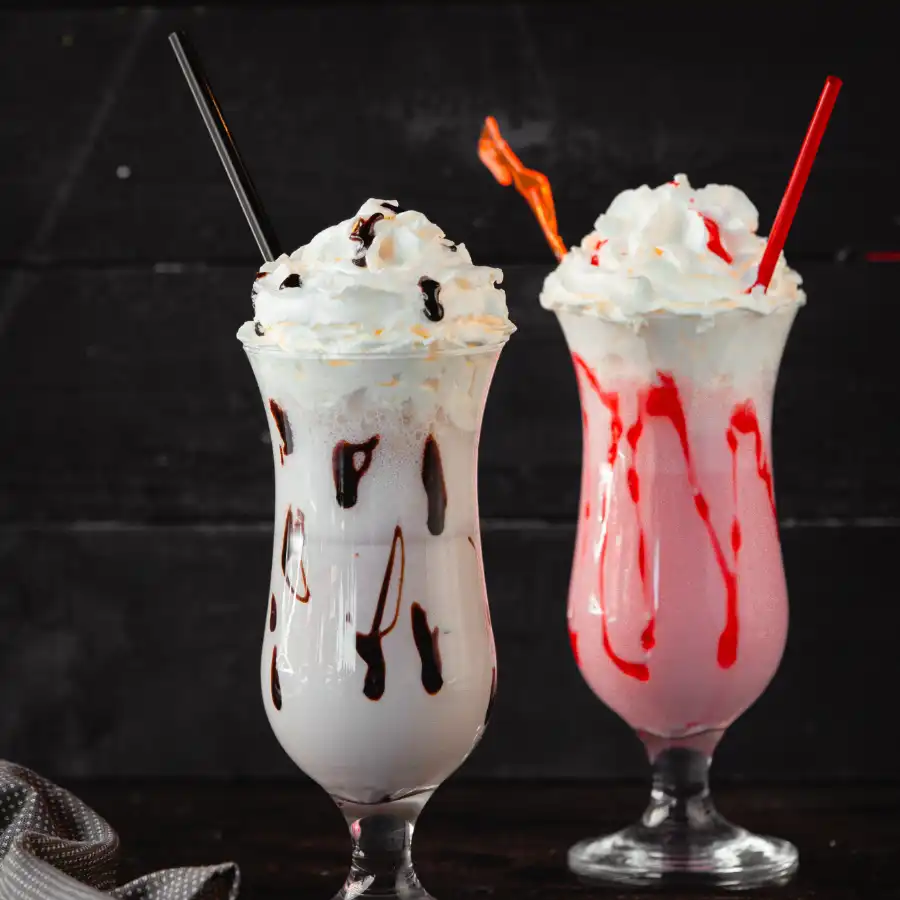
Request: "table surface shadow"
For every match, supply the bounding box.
[72,779,900,900]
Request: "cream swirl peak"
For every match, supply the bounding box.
[540,174,805,321]
[238,199,514,354]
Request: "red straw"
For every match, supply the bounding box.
[753,75,842,291]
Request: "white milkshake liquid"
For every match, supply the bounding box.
[247,345,502,805]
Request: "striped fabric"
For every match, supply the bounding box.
[0,762,239,900]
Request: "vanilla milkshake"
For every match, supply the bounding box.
[542,175,803,886]
[239,200,512,899]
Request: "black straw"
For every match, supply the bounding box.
[169,30,282,261]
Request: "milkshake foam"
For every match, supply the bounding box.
[240,198,514,356]
[241,201,512,804]
[540,174,805,325]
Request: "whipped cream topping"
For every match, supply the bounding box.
[540,174,805,322]
[238,200,514,354]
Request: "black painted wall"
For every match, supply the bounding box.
[1,3,898,781]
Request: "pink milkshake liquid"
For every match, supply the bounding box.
[561,308,796,741]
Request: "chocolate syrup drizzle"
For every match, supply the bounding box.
[333,436,380,508]
[281,506,310,602]
[484,666,497,725]
[410,602,444,695]
[280,273,302,289]
[271,646,282,710]
[268,400,293,465]
[381,201,401,213]
[356,526,405,701]
[422,435,447,535]
[269,593,277,632]
[350,213,384,267]
[418,277,444,322]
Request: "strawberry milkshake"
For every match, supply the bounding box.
[541,175,804,887]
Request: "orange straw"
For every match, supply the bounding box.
[754,76,842,291]
[478,116,567,261]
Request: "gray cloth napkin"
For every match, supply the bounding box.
[0,762,239,900]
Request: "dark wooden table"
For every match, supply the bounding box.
[73,780,900,899]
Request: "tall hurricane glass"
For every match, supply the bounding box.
[243,341,503,900]
[559,305,799,888]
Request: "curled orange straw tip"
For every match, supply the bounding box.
[478,118,514,186]
[477,114,566,261]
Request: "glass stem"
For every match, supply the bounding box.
[336,794,431,899]
[642,746,722,834]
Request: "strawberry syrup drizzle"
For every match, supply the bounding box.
[728,402,776,519]
[722,401,777,666]
[569,627,581,666]
[571,357,778,679]
[727,428,741,560]
[643,374,740,668]
[573,353,650,683]
[577,406,591,563]
[698,213,734,264]
[626,413,655,652]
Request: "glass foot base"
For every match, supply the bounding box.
[331,797,438,900]
[332,867,434,900]
[568,820,798,890]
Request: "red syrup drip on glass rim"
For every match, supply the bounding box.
[722,400,777,667]
[729,402,776,519]
[577,404,592,563]
[643,373,740,669]
[568,626,581,667]
[572,354,650,683]
[626,413,655,653]
[570,357,778,679]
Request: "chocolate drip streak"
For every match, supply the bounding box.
[356,526,405,701]
[271,646,282,710]
[333,436,380,509]
[350,213,384,268]
[268,400,293,465]
[281,506,310,602]
[422,435,447,535]
[418,277,444,322]
[411,602,444,695]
